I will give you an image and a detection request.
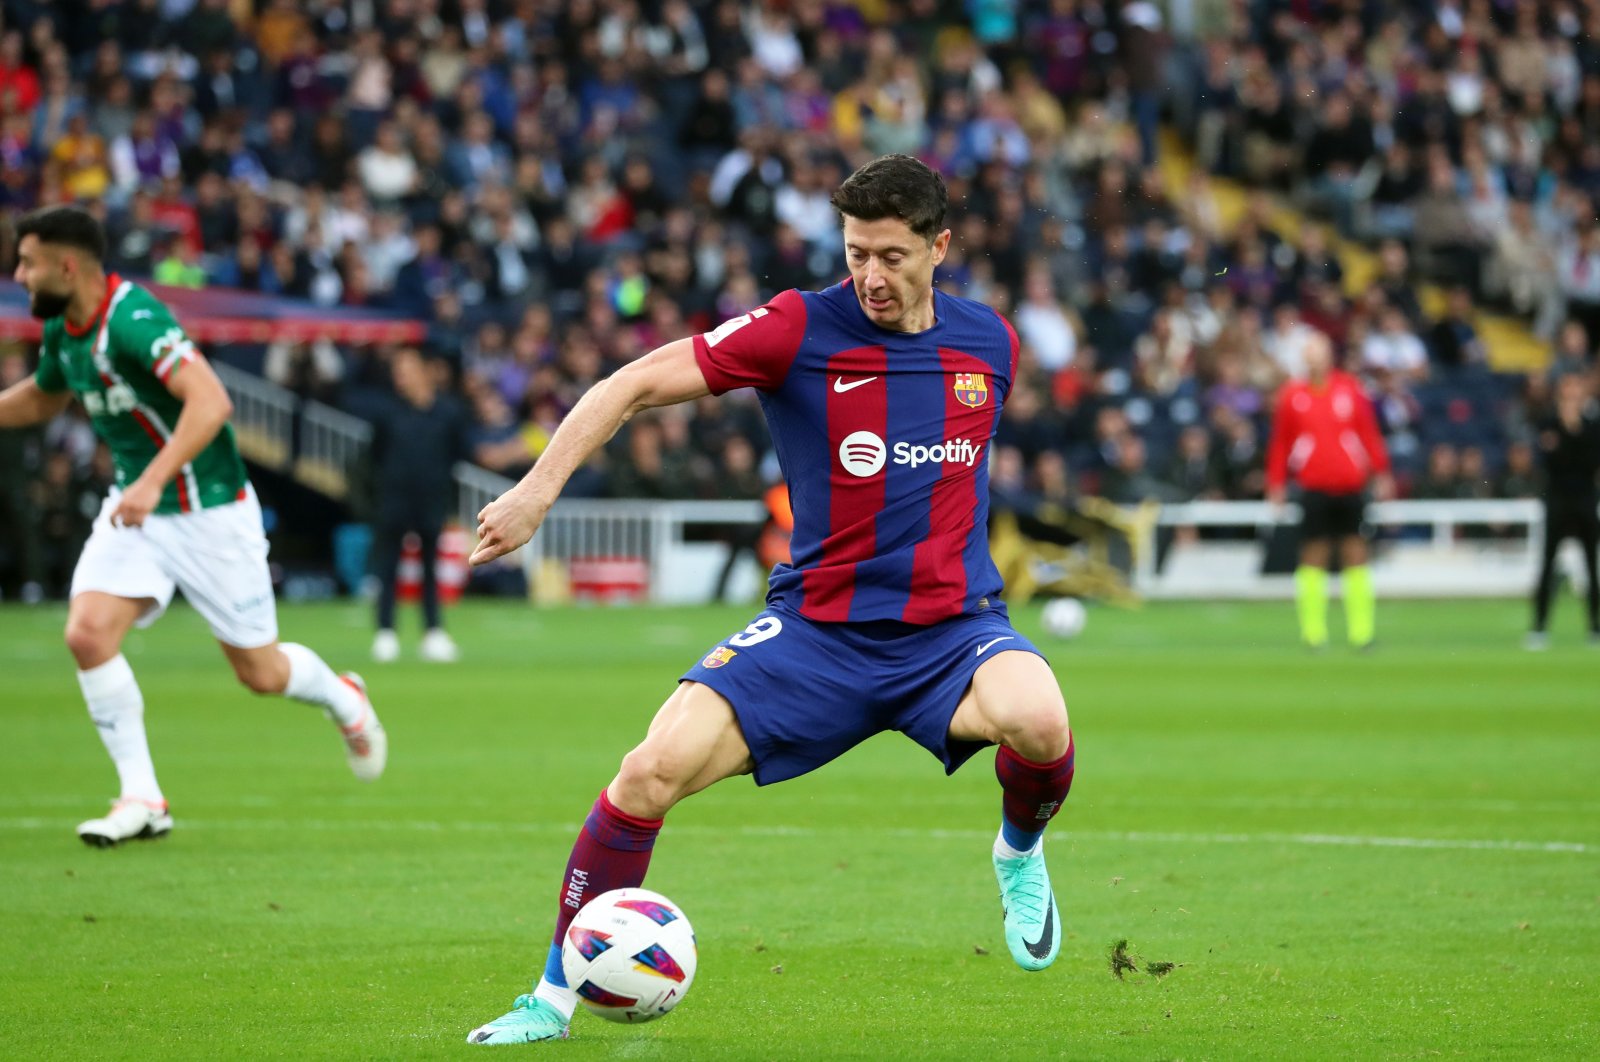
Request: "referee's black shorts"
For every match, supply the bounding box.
[1298,489,1367,541]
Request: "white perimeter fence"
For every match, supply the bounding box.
[222,365,1581,603]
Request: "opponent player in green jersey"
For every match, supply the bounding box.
[1,205,387,846]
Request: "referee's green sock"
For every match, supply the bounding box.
[1344,564,1376,648]
[1295,566,1329,648]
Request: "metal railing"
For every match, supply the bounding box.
[295,400,373,500]
[452,493,1568,604]
[209,363,1572,603]
[213,362,295,471]
[1140,498,1563,599]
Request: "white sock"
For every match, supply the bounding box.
[993,828,1041,861]
[532,978,578,1021]
[78,654,163,804]
[279,642,365,727]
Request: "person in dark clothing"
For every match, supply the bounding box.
[368,348,470,663]
[1527,373,1600,648]
[0,352,45,601]
[708,434,766,602]
[1428,286,1486,369]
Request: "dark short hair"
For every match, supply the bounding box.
[830,154,948,242]
[15,205,107,261]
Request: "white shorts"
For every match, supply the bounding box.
[71,485,279,648]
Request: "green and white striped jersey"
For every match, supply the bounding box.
[33,274,247,514]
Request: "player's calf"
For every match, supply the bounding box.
[225,646,290,694]
[992,739,1074,972]
[222,642,388,782]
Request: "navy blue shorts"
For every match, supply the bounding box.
[681,601,1046,786]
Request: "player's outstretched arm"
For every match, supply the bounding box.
[0,375,72,428]
[111,356,234,528]
[470,337,710,566]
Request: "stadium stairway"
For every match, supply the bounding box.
[213,362,367,502]
[1154,130,1551,373]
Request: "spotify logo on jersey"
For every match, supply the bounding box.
[838,430,887,477]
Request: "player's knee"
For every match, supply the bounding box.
[614,744,690,817]
[63,616,118,667]
[1002,699,1071,763]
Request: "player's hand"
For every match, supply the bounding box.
[1265,485,1287,520]
[470,488,551,566]
[111,477,162,528]
[1372,473,1396,502]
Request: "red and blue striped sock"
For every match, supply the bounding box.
[995,739,1076,853]
[539,789,663,995]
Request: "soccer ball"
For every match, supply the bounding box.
[561,888,697,1023]
[1040,597,1088,640]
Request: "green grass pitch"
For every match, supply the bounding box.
[2,597,1596,1060]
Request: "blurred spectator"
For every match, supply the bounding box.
[1558,227,1600,345]
[1428,287,1486,370]
[1264,304,1319,380]
[1372,240,1424,328]
[1103,433,1181,505]
[1413,154,1486,296]
[265,340,343,404]
[1499,441,1540,499]
[1415,443,1467,500]
[0,0,1591,564]
[1363,307,1430,385]
[152,236,206,289]
[709,433,766,603]
[1165,425,1224,502]
[1547,321,1594,384]
[1492,202,1563,340]
[1014,269,1079,374]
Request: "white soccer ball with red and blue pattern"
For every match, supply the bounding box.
[561,888,697,1023]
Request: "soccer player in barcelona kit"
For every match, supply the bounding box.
[465,156,1077,1044]
[1266,331,1394,650]
[1,206,387,847]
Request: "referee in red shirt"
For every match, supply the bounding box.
[1266,332,1394,649]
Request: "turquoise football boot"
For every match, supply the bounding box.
[994,844,1061,971]
[466,995,570,1045]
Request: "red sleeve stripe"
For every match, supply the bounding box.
[154,347,196,382]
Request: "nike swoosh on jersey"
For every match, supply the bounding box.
[132,310,153,319]
[975,636,1015,657]
[1024,899,1055,960]
[833,376,878,393]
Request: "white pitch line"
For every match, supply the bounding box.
[0,817,1591,855]
[11,791,1600,814]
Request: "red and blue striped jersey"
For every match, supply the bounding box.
[692,280,1019,625]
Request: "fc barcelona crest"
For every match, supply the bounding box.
[702,646,737,669]
[953,372,989,408]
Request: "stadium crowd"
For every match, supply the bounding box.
[4,0,1600,598]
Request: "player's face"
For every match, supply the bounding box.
[842,216,950,333]
[1303,332,1333,378]
[13,235,75,319]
